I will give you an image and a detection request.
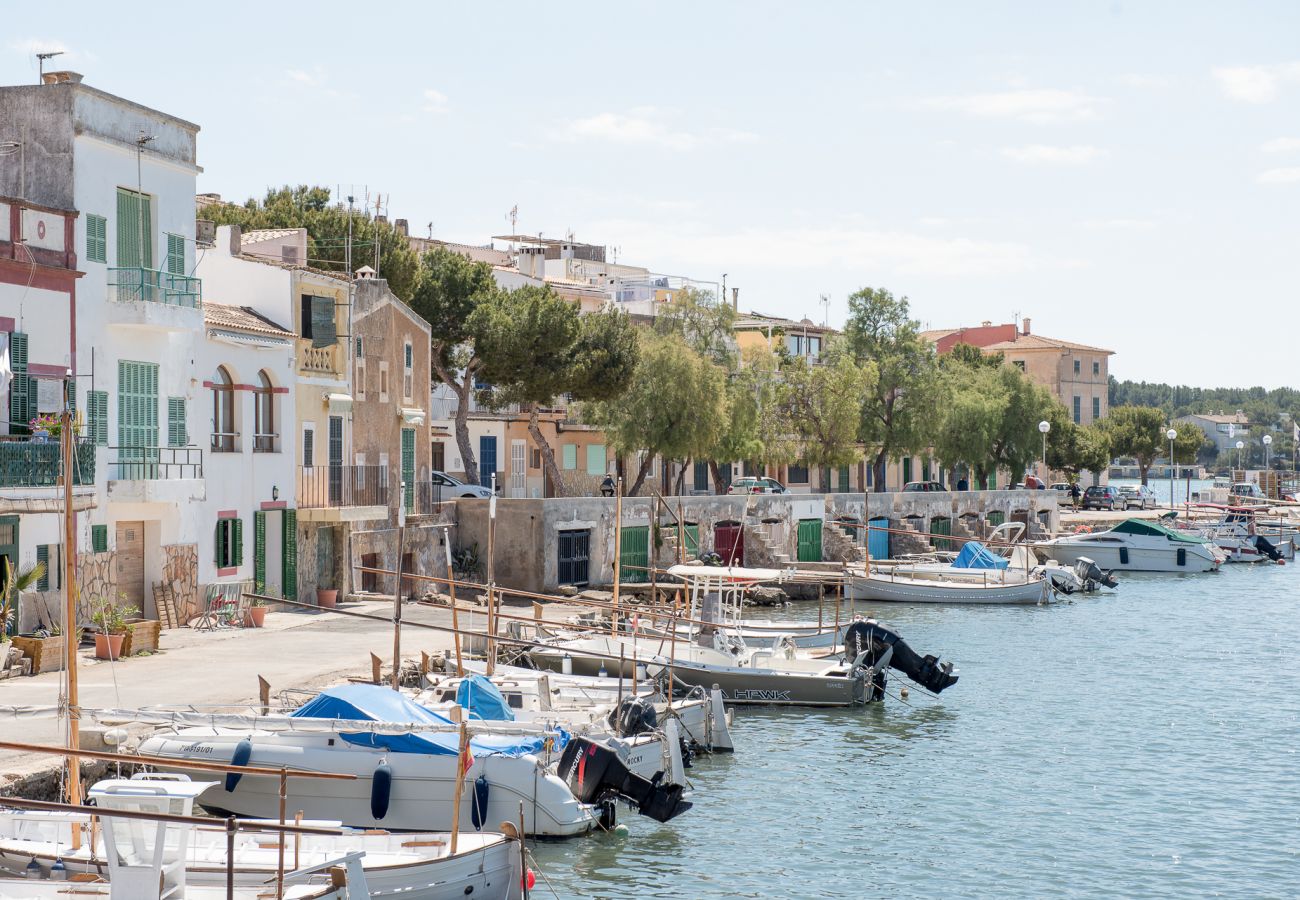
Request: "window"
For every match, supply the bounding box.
[115,188,153,269]
[403,341,413,400]
[562,444,577,470]
[166,233,185,276]
[7,333,33,436]
[1092,397,1101,421]
[1093,360,1100,376]
[214,517,243,569]
[300,295,337,346]
[530,448,541,470]
[1012,360,1025,371]
[254,371,275,452]
[1073,359,1081,376]
[788,463,809,484]
[694,460,710,492]
[379,361,389,402]
[91,525,108,554]
[211,366,236,452]
[355,356,366,401]
[431,441,445,472]
[557,529,591,587]
[117,360,158,452]
[355,337,363,358]
[302,424,315,468]
[586,444,607,476]
[86,214,107,263]
[167,397,187,447]
[86,391,109,445]
[1073,395,1081,424]
[36,544,61,591]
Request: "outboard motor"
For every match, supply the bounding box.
[843,620,958,701]
[607,697,658,737]
[1074,557,1119,590]
[558,737,692,823]
[1254,535,1285,563]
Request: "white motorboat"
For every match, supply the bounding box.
[1036,518,1225,572]
[140,684,691,837]
[0,773,523,900]
[1173,506,1293,563]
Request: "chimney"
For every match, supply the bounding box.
[227,225,242,256]
[394,218,409,237]
[1022,317,1031,335]
[42,71,83,85]
[731,287,739,311]
[375,214,388,226]
[195,219,216,248]
[980,320,992,327]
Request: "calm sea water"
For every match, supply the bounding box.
[529,562,1300,899]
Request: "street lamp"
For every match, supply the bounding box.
[1263,434,1273,472]
[1235,440,1244,474]
[1038,420,1050,485]
[1166,428,1177,510]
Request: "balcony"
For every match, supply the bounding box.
[106,267,203,332]
[105,446,206,504]
[297,464,388,522]
[300,342,344,377]
[0,438,98,513]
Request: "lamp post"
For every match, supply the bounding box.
[1235,440,1244,474]
[1166,428,1177,510]
[1263,434,1273,473]
[1038,420,1050,485]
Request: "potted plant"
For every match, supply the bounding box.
[4,561,62,674]
[91,602,139,660]
[315,587,338,609]
[245,590,272,627]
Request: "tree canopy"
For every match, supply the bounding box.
[780,348,870,491]
[1100,405,1172,485]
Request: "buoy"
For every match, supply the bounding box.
[49,859,66,882]
[522,869,537,891]
[370,762,393,820]
[597,662,608,678]
[224,739,253,792]
[613,823,630,837]
[900,687,909,700]
[471,774,490,830]
[24,857,40,879]
[561,653,573,675]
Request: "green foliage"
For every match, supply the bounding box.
[1044,405,1112,479]
[1171,423,1209,465]
[0,562,44,640]
[842,287,941,490]
[410,247,499,376]
[1100,405,1172,484]
[92,601,140,635]
[942,342,1004,371]
[653,287,737,368]
[201,186,419,300]
[781,347,870,489]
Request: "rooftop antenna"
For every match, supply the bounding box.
[427,221,433,239]
[373,192,383,273]
[820,294,831,327]
[36,51,64,84]
[135,133,155,270]
[506,204,518,254]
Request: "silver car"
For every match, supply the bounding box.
[1118,484,1158,509]
[431,471,495,499]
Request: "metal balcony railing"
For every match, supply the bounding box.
[108,267,202,308]
[298,464,388,509]
[108,446,204,481]
[0,438,95,488]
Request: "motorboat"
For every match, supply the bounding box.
[1171,506,1292,563]
[139,684,691,837]
[1035,517,1225,572]
[526,565,959,707]
[846,535,1051,604]
[0,773,522,899]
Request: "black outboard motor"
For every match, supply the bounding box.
[843,620,959,701]
[607,697,658,737]
[1075,557,1119,590]
[1254,535,1285,563]
[558,737,692,823]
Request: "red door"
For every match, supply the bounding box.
[714,523,744,566]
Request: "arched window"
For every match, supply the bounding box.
[254,370,275,453]
[211,366,236,452]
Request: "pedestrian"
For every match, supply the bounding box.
[600,473,616,497]
[1069,481,1081,510]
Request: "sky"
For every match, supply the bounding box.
[4,1,1298,387]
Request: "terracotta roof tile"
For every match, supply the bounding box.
[203,303,295,337]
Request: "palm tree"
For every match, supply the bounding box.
[0,559,46,639]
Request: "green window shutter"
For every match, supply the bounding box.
[310,296,337,348]
[86,392,106,445]
[562,444,576,470]
[214,521,225,566]
[166,233,185,276]
[253,511,266,594]
[401,428,416,510]
[232,517,244,566]
[86,215,107,263]
[9,333,29,435]
[586,444,606,476]
[91,524,108,554]
[167,397,187,447]
[281,509,297,600]
[116,189,153,269]
[36,544,49,591]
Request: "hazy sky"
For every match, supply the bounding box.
[5,2,1298,387]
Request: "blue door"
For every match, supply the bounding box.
[479,436,498,488]
[867,517,891,561]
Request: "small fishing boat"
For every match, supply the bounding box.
[1036,517,1225,572]
[847,536,1052,604]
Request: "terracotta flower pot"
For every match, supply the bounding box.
[316,589,338,609]
[244,606,267,628]
[94,632,125,661]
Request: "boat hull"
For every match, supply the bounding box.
[1035,542,1219,572]
[648,660,867,707]
[845,573,1049,604]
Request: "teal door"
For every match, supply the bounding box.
[620,525,649,583]
[796,519,823,562]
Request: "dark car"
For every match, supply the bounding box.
[1082,485,1123,511]
[903,481,945,492]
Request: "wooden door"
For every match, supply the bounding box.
[714,522,744,566]
[115,521,145,609]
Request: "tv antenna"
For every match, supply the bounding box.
[820,294,831,327]
[36,51,64,83]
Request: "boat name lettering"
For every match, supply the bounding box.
[177,742,215,755]
[730,689,792,701]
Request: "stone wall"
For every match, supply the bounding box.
[349,522,451,600]
[78,550,117,624]
[161,544,198,624]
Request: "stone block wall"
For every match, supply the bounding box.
[161,544,198,623]
[349,522,450,599]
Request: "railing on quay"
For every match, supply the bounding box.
[298,464,388,509]
[107,446,204,480]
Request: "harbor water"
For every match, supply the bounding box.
[529,562,1299,898]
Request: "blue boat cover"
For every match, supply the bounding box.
[456,674,515,722]
[951,541,1009,570]
[289,683,555,757]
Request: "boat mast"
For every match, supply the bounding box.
[61,381,83,817]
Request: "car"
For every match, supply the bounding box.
[902,481,945,492]
[1049,482,1076,505]
[727,476,787,495]
[1082,485,1123,511]
[430,470,496,499]
[1118,484,1158,510]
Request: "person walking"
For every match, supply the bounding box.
[1069,481,1082,511]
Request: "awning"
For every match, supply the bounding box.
[325,392,353,412]
[207,328,293,349]
[399,407,425,425]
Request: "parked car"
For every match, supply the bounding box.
[1118,484,1158,510]
[431,471,496,499]
[902,481,945,492]
[1082,485,1123,510]
[727,476,787,495]
[1049,482,1075,505]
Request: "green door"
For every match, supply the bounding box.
[683,523,700,559]
[620,525,649,583]
[796,518,823,562]
[116,188,153,269]
[838,466,850,493]
[282,509,297,601]
[902,457,912,485]
[253,511,267,594]
[118,360,159,477]
[401,428,416,511]
[930,516,953,551]
[986,510,1006,528]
